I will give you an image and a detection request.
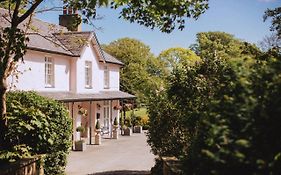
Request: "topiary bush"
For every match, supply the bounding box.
[4,91,72,175]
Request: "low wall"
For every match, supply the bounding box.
[162,157,182,175]
[0,155,44,175]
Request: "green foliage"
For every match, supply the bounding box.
[147,48,281,174]
[124,116,132,127]
[0,144,31,163]
[103,38,166,104]
[191,31,260,60]
[148,90,188,157]
[76,126,85,133]
[59,0,210,32]
[95,120,101,129]
[131,115,142,126]
[111,0,209,33]
[158,47,201,72]
[3,91,72,175]
[264,7,281,37]
[150,158,164,175]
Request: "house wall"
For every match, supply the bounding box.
[105,64,120,91]
[76,43,121,93]
[10,50,71,92]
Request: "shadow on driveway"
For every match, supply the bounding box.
[90,170,150,175]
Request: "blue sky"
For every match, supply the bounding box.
[37,0,281,55]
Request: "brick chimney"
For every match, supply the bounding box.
[59,6,82,32]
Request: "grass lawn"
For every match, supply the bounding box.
[126,108,148,118]
[121,107,149,129]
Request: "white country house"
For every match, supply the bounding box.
[0,8,135,146]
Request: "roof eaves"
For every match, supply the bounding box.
[28,47,79,57]
[105,61,124,66]
[92,32,106,63]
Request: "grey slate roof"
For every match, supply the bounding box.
[38,91,136,102]
[53,31,92,56]
[102,51,124,65]
[0,8,123,65]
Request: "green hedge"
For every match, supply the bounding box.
[4,91,72,174]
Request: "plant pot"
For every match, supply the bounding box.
[113,125,119,139]
[75,140,86,151]
[123,127,132,136]
[133,126,143,133]
[95,129,101,145]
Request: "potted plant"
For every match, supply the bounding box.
[133,115,143,133]
[123,116,132,136]
[95,120,101,145]
[113,117,119,139]
[75,126,86,151]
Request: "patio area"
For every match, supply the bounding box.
[65,132,156,175]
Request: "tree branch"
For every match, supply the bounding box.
[17,0,43,24]
[11,0,21,26]
[35,6,62,14]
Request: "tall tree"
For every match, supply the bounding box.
[264,7,281,37]
[190,31,260,76]
[103,38,165,104]
[0,0,209,149]
[259,33,281,52]
[158,47,201,72]
[191,31,244,59]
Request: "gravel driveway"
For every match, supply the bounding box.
[65,132,155,175]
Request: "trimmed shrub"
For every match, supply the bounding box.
[4,91,72,175]
[95,120,101,129]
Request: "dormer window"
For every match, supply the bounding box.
[85,61,92,88]
[104,66,110,89]
[45,57,54,87]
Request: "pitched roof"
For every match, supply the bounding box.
[102,51,124,65]
[53,31,92,56]
[0,8,73,56]
[0,8,123,65]
[38,91,136,102]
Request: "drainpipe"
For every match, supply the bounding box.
[89,101,92,144]
[71,102,74,150]
[110,100,113,139]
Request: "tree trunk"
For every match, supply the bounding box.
[0,76,8,150]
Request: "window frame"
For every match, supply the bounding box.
[104,66,110,89]
[44,56,55,88]
[85,61,92,88]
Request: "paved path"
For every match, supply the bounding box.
[65,132,156,175]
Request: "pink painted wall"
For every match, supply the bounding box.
[9,50,71,91]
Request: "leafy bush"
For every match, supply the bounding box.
[76,126,85,133]
[125,116,132,127]
[3,91,72,175]
[131,115,142,126]
[147,51,281,174]
[150,158,163,175]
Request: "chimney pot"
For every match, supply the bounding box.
[68,7,73,14]
[63,6,67,14]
